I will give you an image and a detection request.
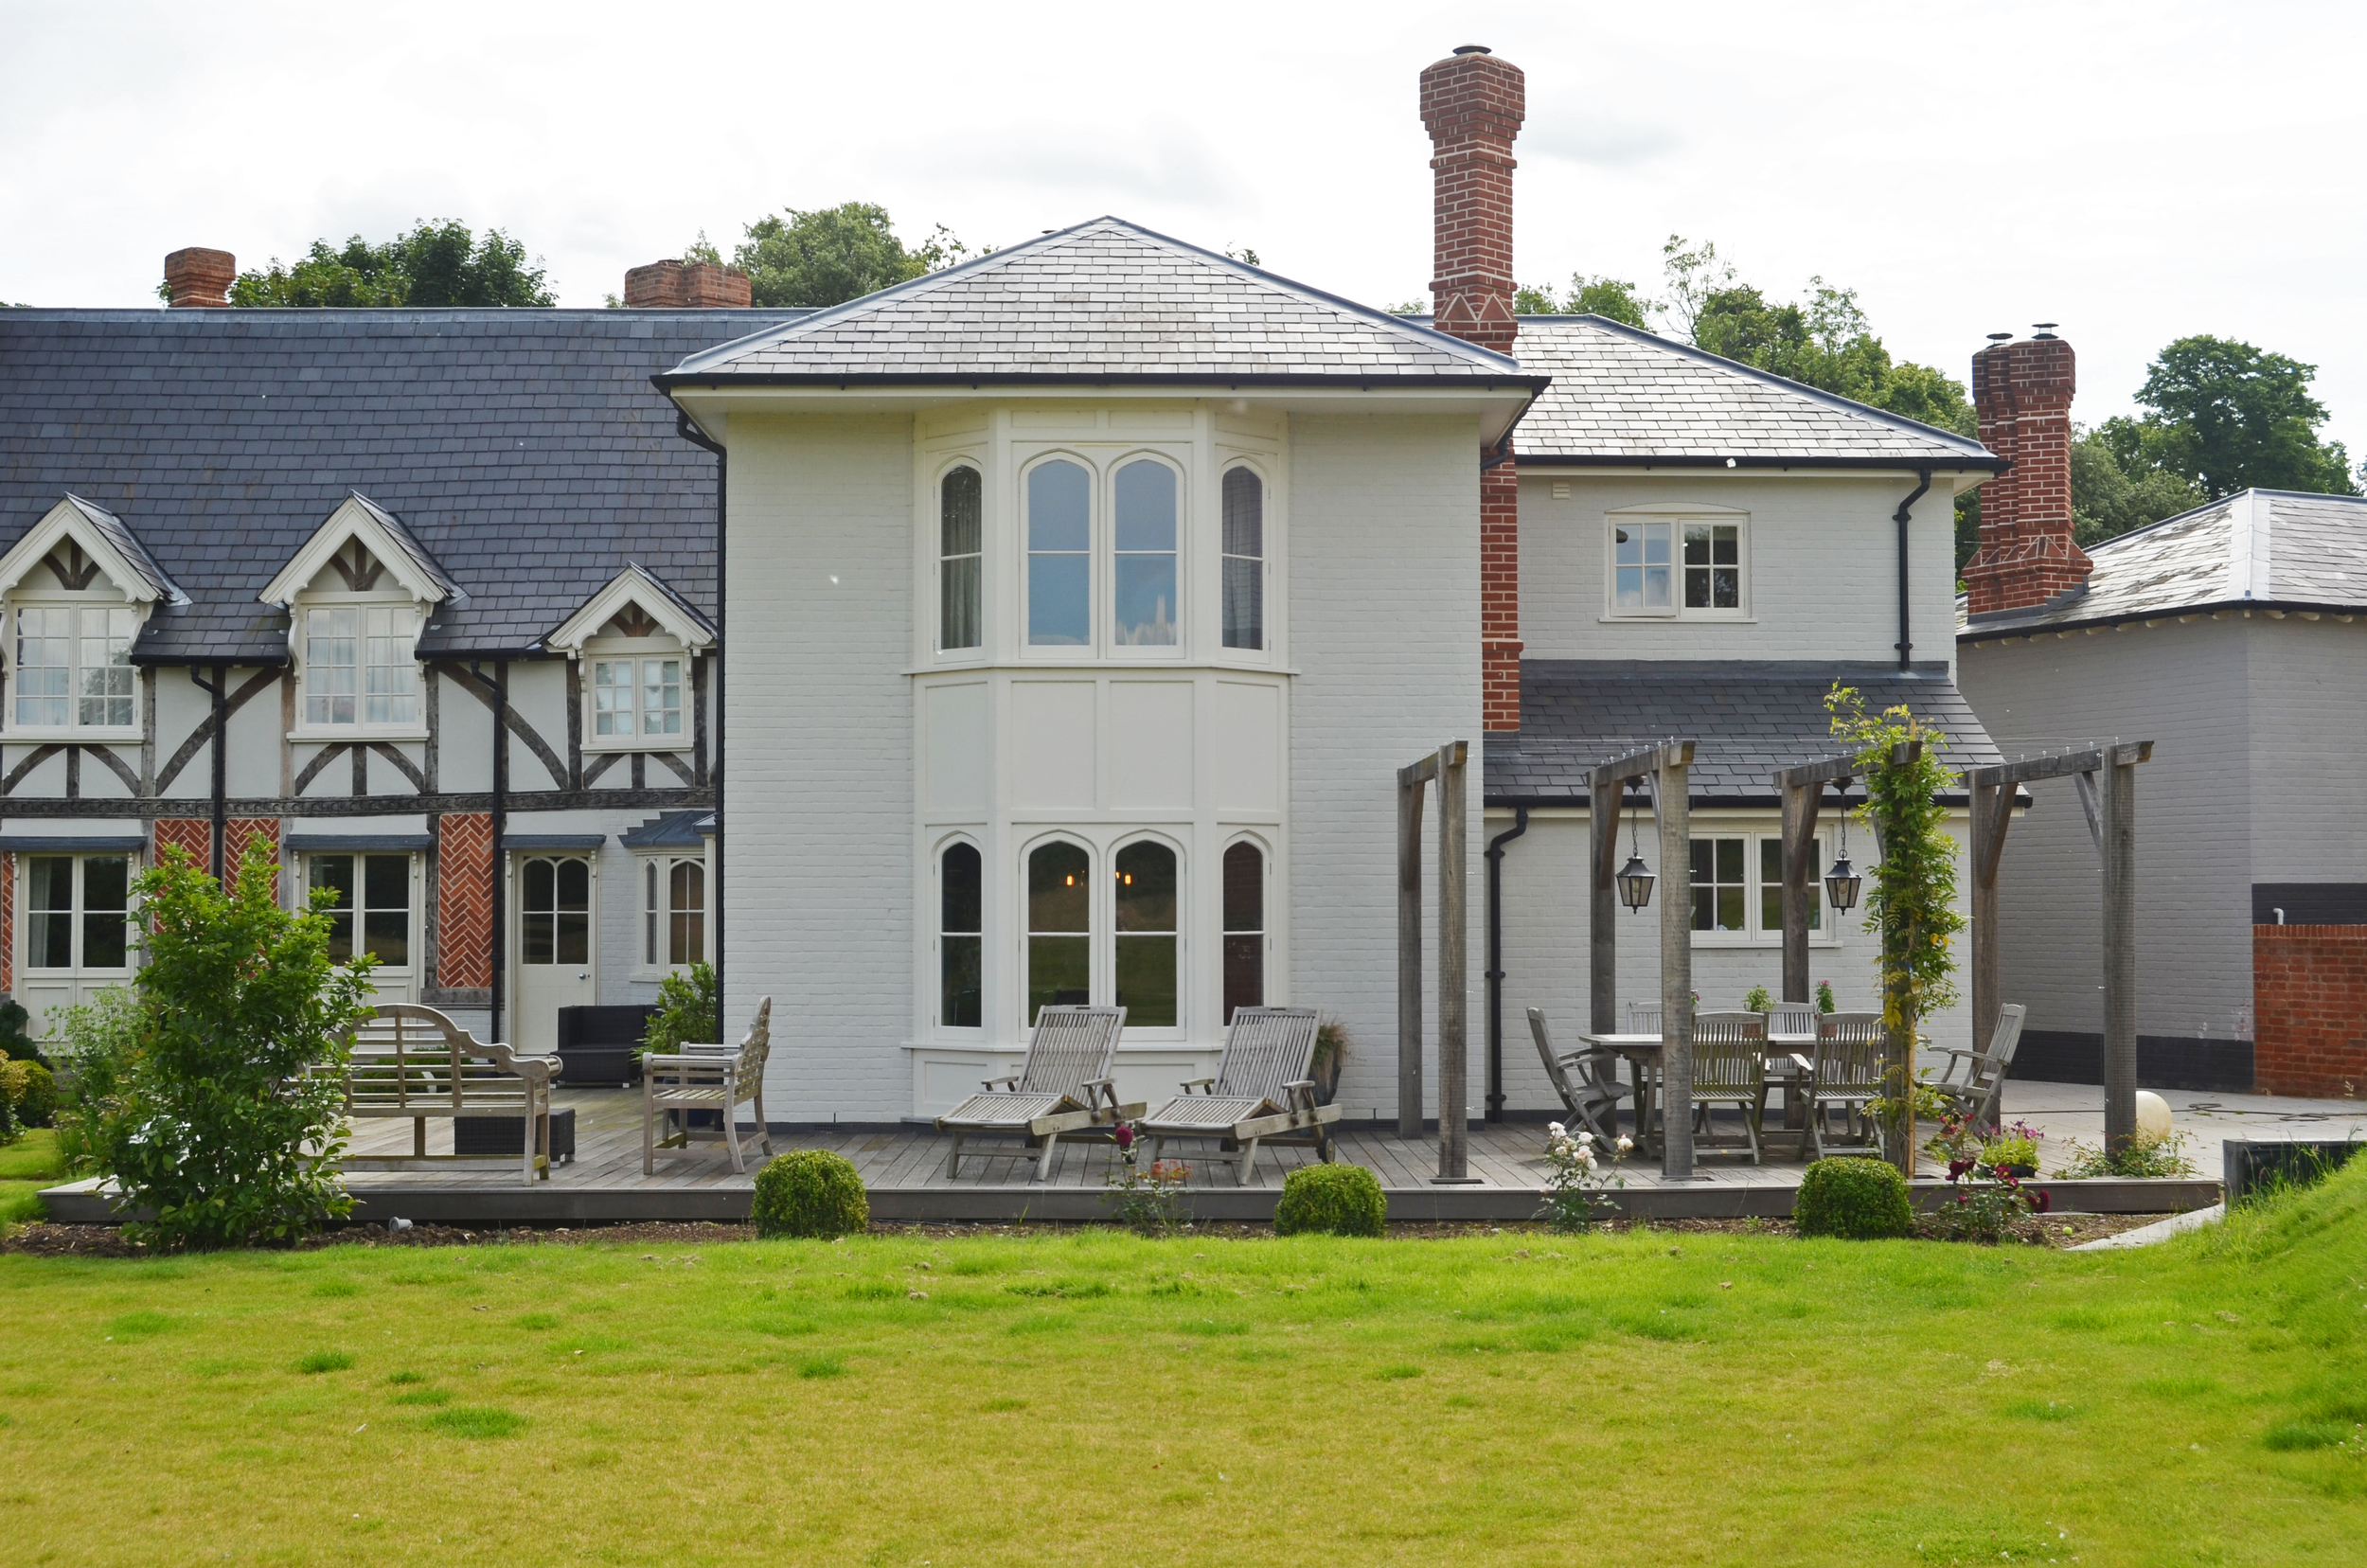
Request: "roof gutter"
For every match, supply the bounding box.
[652,371,1552,393]
[1513,453,2003,473]
[1958,597,2367,644]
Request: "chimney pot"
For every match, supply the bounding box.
[164,247,235,309]
[2032,322,2059,338]
[1986,331,2013,342]
[1965,330,2090,615]
[624,258,751,309]
[1452,43,1491,54]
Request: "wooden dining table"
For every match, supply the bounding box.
[1579,1030,1822,1159]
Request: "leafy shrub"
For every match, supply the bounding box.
[1742,985,1773,1013]
[0,998,37,1069]
[104,845,377,1249]
[1794,1157,1913,1239]
[44,986,143,1174]
[751,1149,869,1238]
[2058,1129,2198,1180]
[8,1060,57,1130]
[1814,980,1837,1014]
[642,960,720,1060]
[0,1060,18,1145]
[1273,1163,1387,1238]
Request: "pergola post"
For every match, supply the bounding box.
[1588,769,1623,1037]
[1655,746,1695,1180]
[2101,746,2142,1154]
[1397,755,1430,1140]
[1772,757,1862,1006]
[1967,777,2014,1059]
[1434,741,1473,1182]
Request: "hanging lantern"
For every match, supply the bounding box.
[1824,778,1862,913]
[1615,778,1655,912]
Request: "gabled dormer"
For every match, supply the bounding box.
[259,493,461,739]
[545,564,714,753]
[0,495,187,739]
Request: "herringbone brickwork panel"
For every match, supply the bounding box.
[224,818,280,898]
[2,852,12,993]
[152,817,212,871]
[438,813,494,989]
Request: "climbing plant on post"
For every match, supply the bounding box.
[1827,686,1965,1178]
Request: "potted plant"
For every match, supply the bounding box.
[1742,985,1773,1014]
[1980,1121,2042,1178]
[1309,1016,1350,1106]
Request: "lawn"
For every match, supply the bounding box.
[3,1167,2364,1567]
[0,1130,63,1225]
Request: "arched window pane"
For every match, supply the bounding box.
[1113,840,1177,1027]
[668,859,705,966]
[1027,460,1090,646]
[1222,467,1264,650]
[644,861,659,965]
[1222,842,1263,1021]
[940,843,983,1028]
[1113,460,1177,647]
[1026,842,1091,1022]
[940,466,982,650]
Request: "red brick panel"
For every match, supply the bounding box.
[224,817,280,899]
[1965,335,2092,615]
[2,852,12,994]
[151,817,212,871]
[624,259,752,309]
[2253,924,2367,1099]
[1420,48,1524,359]
[437,812,494,989]
[1480,457,1523,731]
[164,247,234,308]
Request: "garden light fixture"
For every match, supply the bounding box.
[1824,779,1863,914]
[1615,778,1655,913]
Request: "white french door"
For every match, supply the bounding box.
[510,853,596,1055]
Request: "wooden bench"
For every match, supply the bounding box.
[327,1004,561,1185]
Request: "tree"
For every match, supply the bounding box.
[1513,273,1653,329]
[221,221,554,308]
[2072,425,2203,546]
[2111,336,2358,500]
[729,202,975,309]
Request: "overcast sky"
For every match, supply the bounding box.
[6,1,2361,460]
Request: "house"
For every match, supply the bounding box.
[4,44,2020,1126]
[0,292,797,1051]
[1956,360,2367,1098]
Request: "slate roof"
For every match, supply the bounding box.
[1500,316,1998,468]
[340,491,464,604]
[0,307,809,663]
[663,218,1539,385]
[618,810,715,849]
[1958,489,2367,639]
[1487,660,2005,807]
[54,493,187,603]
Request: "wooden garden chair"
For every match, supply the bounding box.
[1931,1004,2027,1130]
[1526,1007,1629,1146]
[1137,1007,1337,1186]
[934,1006,1133,1181]
[1799,1011,1886,1159]
[1688,1010,1771,1165]
[333,1004,561,1186]
[642,997,774,1174]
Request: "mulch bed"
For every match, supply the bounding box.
[2,1210,2171,1256]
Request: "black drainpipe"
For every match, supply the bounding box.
[674,413,727,1011]
[187,664,228,881]
[1483,805,1530,1123]
[483,660,509,1042]
[1893,465,1933,670]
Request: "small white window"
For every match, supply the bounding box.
[307,853,414,967]
[1221,468,1264,650]
[11,605,134,730]
[1684,832,1830,947]
[939,466,982,651]
[303,605,418,726]
[1027,460,1091,648]
[595,657,683,739]
[20,854,133,971]
[1112,460,1178,648]
[1610,515,1749,620]
[641,856,705,969]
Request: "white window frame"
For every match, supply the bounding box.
[1219,462,1269,655]
[1686,829,1837,949]
[1105,453,1184,660]
[300,850,421,977]
[14,852,138,976]
[584,642,689,753]
[633,851,710,980]
[1012,831,1185,1039]
[1015,448,1193,665]
[935,461,985,656]
[4,599,144,740]
[932,834,985,1034]
[1604,507,1752,622]
[289,592,428,739]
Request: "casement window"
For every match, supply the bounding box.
[1026,461,1092,648]
[1221,841,1264,1021]
[1020,837,1182,1030]
[638,855,706,971]
[10,605,135,731]
[1112,840,1177,1026]
[302,605,419,727]
[1688,832,1828,946]
[1609,515,1748,619]
[1112,460,1178,648]
[938,842,982,1027]
[1025,840,1091,1021]
[20,854,132,972]
[939,466,983,652]
[594,657,684,740]
[307,853,413,967]
[1221,467,1264,650]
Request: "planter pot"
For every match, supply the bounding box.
[1310,1053,1344,1107]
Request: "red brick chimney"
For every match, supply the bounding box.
[1421,44,1525,731]
[1965,329,2091,615]
[164,247,235,308]
[624,259,753,309]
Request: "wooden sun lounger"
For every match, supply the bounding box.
[934,1006,1136,1181]
[1137,1007,1338,1186]
[329,1003,560,1186]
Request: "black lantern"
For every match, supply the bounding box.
[1615,779,1655,912]
[1824,779,1863,913]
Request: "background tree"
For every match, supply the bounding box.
[1513,273,1653,329]
[219,221,554,308]
[728,202,975,309]
[2106,336,2358,500]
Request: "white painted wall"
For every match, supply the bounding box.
[1519,472,1963,674]
[2244,615,2367,884]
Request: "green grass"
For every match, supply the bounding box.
[4,1165,2367,1565]
[0,1129,66,1225]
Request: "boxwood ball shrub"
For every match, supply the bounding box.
[751,1149,869,1239]
[12,1060,58,1129]
[1272,1163,1387,1238]
[1794,1156,1913,1239]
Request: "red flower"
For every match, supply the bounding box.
[1113,1123,1135,1149]
[1948,1158,1974,1181]
[2031,1189,2053,1214]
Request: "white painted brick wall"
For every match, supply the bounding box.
[2244,616,2367,882]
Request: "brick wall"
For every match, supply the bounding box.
[2,852,11,995]
[623,259,753,309]
[152,817,211,870]
[1965,335,2092,615]
[224,817,279,897]
[1422,46,1525,730]
[436,813,493,989]
[2254,924,2367,1098]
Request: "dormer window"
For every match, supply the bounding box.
[260,494,458,740]
[593,649,683,741]
[0,496,186,740]
[302,604,419,726]
[545,564,716,755]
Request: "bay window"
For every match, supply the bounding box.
[1025,840,1091,1022]
[1221,467,1264,650]
[939,842,982,1027]
[940,465,983,651]
[1112,460,1178,647]
[1222,841,1264,1021]
[1026,460,1091,647]
[1112,840,1177,1026]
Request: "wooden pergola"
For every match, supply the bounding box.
[1586,741,1699,1180]
[1397,740,1477,1182]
